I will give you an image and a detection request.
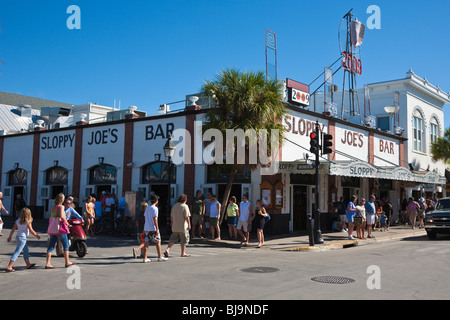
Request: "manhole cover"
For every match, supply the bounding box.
[241,267,279,273]
[311,276,355,284]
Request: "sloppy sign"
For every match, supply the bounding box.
[329,161,377,178]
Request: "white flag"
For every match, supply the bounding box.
[350,18,365,47]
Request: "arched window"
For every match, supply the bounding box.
[8,168,28,186]
[89,164,117,185]
[142,161,176,184]
[412,108,425,152]
[46,166,68,185]
[430,116,440,145]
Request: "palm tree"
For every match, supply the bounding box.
[431,127,450,163]
[201,69,287,222]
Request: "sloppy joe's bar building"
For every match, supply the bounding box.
[0,73,447,234]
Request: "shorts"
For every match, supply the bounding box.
[144,231,161,244]
[169,231,190,245]
[138,232,146,245]
[339,215,348,224]
[192,214,203,226]
[346,213,355,223]
[209,217,219,227]
[237,220,249,232]
[409,210,417,219]
[227,215,237,226]
[366,213,375,225]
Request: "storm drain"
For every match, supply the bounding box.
[311,276,356,284]
[241,267,279,273]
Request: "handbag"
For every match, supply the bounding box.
[47,216,61,235]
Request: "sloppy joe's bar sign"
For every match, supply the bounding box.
[334,125,368,162]
[41,133,75,150]
[284,115,325,136]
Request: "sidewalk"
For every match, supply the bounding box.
[190,225,427,252]
[1,216,426,252]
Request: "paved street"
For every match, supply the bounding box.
[1,221,449,303]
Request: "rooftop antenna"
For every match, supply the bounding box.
[338,9,365,123]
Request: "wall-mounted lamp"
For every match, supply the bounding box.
[98,157,104,165]
[54,160,59,167]
[154,153,161,162]
[13,163,19,170]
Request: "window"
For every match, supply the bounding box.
[430,118,439,144]
[377,116,390,132]
[142,161,176,184]
[412,109,425,152]
[89,164,117,185]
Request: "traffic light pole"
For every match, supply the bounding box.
[314,121,324,244]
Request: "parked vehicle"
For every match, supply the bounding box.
[425,198,450,240]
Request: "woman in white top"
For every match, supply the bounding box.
[6,208,40,272]
[356,198,367,240]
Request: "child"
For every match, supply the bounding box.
[133,202,148,259]
[380,211,388,232]
[6,208,40,272]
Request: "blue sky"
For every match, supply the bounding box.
[0,0,449,124]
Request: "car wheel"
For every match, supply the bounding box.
[426,229,437,240]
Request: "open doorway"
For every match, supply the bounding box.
[293,185,308,230]
[150,184,169,225]
[218,184,242,205]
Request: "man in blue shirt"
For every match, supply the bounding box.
[64,199,83,220]
[364,195,376,238]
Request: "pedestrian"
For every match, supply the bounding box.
[237,193,253,246]
[5,208,40,272]
[136,195,167,263]
[382,199,393,230]
[379,211,388,232]
[333,196,347,232]
[225,196,239,240]
[14,194,26,218]
[407,197,420,230]
[355,198,366,239]
[418,197,427,229]
[346,195,357,240]
[364,195,376,238]
[104,192,115,219]
[0,192,8,236]
[191,190,205,239]
[64,198,83,220]
[254,200,268,248]
[45,193,75,269]
[208,194,221,240]
[84,196,95,236]
[204,191,213,237]
[375,201,382,231]
[164,194,191,258]
[134,201,148,259]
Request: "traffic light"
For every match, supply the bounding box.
[322,134,333,155]
[309,132,319,154]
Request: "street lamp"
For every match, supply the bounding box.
[163,135,176,224]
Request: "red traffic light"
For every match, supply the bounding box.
[310,132,316,139]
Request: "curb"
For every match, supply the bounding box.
[278,230,427,252]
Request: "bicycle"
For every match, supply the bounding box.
[114,214,134,236]
[95,213,115,235]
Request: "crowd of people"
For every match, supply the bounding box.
[0,187,440,269]
[333,194,439,240]
[132,191,271,262]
